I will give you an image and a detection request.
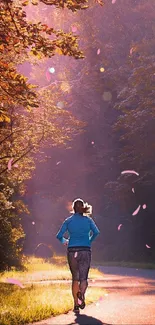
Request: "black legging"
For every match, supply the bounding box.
[67,247,91,294]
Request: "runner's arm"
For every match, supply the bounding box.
[89,218,100,244]
[56,220,68,244]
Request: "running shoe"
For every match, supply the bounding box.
[73,305,80,313]
[77,291,85,309]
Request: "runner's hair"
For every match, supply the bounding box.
[72,198,92,215]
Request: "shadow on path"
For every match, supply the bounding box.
[68,313,112,325]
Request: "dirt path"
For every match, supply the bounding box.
[28,266,155,325]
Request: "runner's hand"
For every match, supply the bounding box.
[63,239,69,246]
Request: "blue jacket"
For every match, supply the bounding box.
[56,213,100,247]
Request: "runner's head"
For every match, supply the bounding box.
[72,198,92,215]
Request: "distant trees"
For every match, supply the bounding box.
[45,0,155,262]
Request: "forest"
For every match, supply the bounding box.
[0,0,155,271]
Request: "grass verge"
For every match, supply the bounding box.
[0,282,106,325]
[0,256,104,283]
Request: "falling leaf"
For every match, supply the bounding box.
[142,204,147,209]
[100,67,105,72]
[46,71,51,82]
[71,25,77,33]
[118,224,122,231]
[112,0,116,3]
[74,252,78,258]
[132,188,135,193]
[130,48,133,55]
[132,205,141,216]
[121,170,139,176]
[6,278,24,288]
[56,161,61,165]
[97,49,100,55]
[32,221,35,225]
[8,158,14,171]
[146,244,151,249]
[91,141,95,145]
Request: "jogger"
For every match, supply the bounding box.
[56,198,100,313]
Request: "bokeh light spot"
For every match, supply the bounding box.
[57,101,64,109]
[102,91,112,101]
[49,67,55,74]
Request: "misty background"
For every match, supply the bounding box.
[18,0,155,262]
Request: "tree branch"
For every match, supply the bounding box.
[0,126,32,146]
[0,156,12,160]
[6,2,20,37]
[0,134,44,175]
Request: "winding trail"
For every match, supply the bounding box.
[28,266,155,325]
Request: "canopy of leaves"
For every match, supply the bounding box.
[0,0,97,270]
